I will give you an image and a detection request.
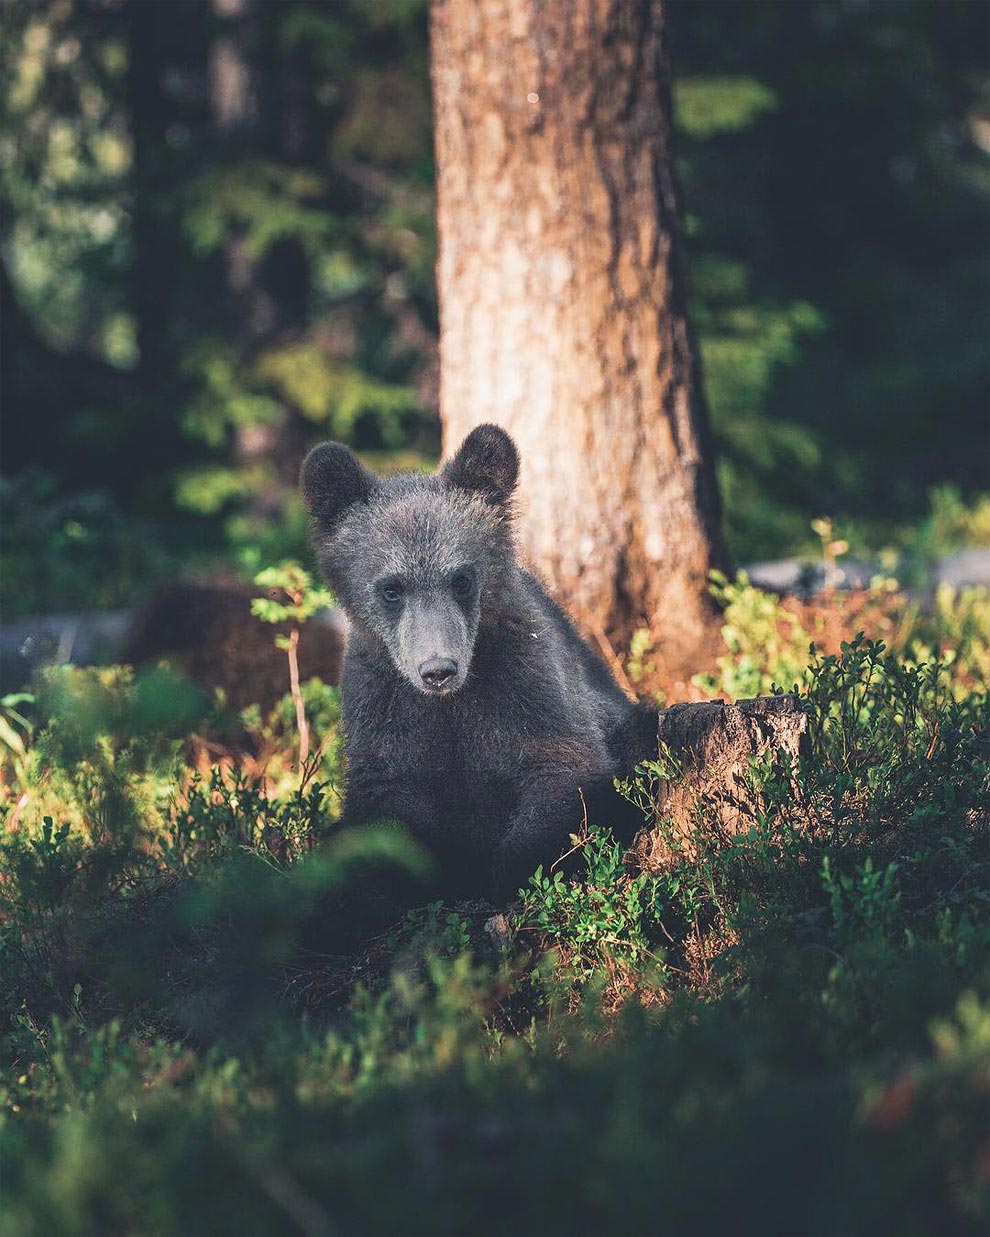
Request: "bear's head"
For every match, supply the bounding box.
[301,424,519,696]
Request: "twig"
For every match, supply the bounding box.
[286,627,310,768]
[587,619,637,700]
[7,791,29,833]
[550,789,592,873]
[222,1133,337,1237]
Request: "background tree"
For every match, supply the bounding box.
[667,0,990,560]
[1,0,986,624]
[430,0,724,669]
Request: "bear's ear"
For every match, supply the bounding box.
[442,424,519,509]
[300,442,379,533]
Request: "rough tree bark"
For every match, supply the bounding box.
[127,0,175,402]
[209,0,309,493]
[430,0,724,671]
[637,694,807,862]
[210,0,276,351]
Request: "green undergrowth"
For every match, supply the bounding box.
[0,593,988,1234]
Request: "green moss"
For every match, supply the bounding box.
[0,597,987,1233]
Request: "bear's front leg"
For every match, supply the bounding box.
[312,772,444,951]
[337,766,444,846]
[491,770,603,901]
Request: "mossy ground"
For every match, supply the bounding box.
[1,578,987,1236]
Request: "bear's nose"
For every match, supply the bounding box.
[419,657,458,689]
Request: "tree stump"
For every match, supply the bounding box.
[631,694,808,869]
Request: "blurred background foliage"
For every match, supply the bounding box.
[1,0,988,616]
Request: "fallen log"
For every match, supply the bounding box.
[123,579,346,715]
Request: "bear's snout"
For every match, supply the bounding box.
[418,656,459,693]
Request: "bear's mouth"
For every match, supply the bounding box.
[418,677,462,697]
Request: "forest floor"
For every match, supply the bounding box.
[0,574,987,1235]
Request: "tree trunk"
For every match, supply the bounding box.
[210,0,276,353]
[0,257,132,489]
[430,0,724,672]
[210,0,277,484]
[209,0,309,492]
[127,0,173,401]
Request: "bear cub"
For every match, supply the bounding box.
[302,424,650,899]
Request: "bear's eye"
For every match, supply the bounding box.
[451,569,475,601]
[378,579,405,606]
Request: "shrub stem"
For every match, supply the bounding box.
[286,627,309,767]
